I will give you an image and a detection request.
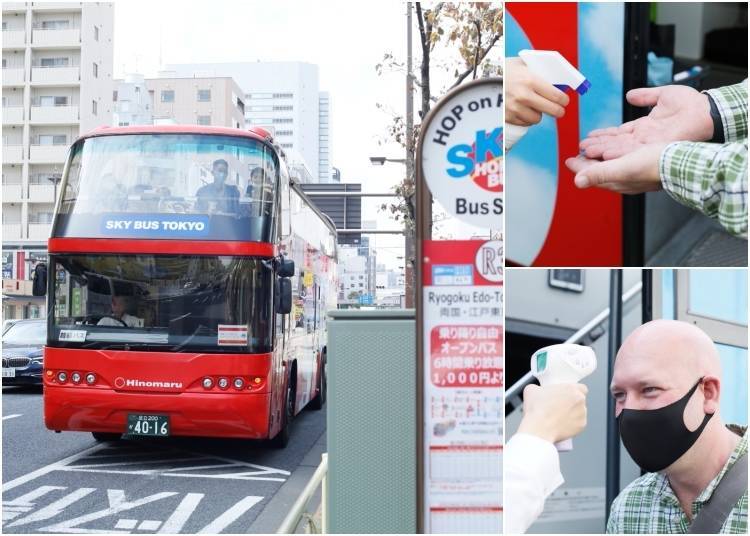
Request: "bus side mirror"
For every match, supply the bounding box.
[278,258,295,278]
[279,278,292,315]
[32,263,47,296]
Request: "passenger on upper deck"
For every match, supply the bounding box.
[195,159,240,215]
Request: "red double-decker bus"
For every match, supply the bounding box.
[38,125,337,447]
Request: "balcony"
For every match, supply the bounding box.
[29,144,68,163]
[30,105,78,124]
[3,106,24,123]
[28,183,56,202]
[31,66,79,84]
[32,28,81,47]
[27,222,51,241]
[2,182,23,201]
[2,223,23,240]
[2,30,26,48]
[2,68,25,86]
[3,145,24,163]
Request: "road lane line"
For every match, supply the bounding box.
[7,487,97,527]
[70,456,199,469]
[3,485,66,506]
[2,414,22,421]
[2,443,107,492]
[158,493,204,534]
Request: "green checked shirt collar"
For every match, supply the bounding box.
[607,427,748,534]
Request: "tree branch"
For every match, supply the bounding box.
[448,31,500,90]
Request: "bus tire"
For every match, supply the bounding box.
[309,353,326,410]
[271,375,295,448]
[92,432,121,442]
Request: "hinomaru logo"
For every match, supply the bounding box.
[114,377,183,389]
[445,128,502,193]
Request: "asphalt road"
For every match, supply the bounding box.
[1,385,326,534]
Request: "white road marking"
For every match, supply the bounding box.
[2,414,22,421]
[54,467,287,482]
[39,489,178,534]
[70,456,201,469]
[2,443,106,492]
[197,495,264,534]
[137,520,162,531]
[114,519,137,530]
[3,485,66,506]
[157,493,204,534]
[8,488,96,528]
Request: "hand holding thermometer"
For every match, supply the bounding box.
[530,343,597,451]
[505,50,591,151]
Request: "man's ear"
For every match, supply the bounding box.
[702,376,721,414]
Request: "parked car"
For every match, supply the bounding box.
[2,318,19,335]
[2,319,45,386]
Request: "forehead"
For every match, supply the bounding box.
[611,349,677,389]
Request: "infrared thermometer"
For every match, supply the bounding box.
[530,343,597,451]
[505,49,591,151]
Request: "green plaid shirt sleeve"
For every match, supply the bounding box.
[705,82,748,142]
[659,140,748,238]
[606,429,748,534]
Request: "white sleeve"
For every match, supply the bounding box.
[504,433,565,534]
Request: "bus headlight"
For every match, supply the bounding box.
[85,373,96,385]
[71,372,81,383]
[233,378,244,390]
[57,372,67,383]
[202,377,213,389]
[218,378,229,389]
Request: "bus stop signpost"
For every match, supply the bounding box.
[415,77,503,534]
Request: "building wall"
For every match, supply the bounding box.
[113,73,152,126]
[2,1,114,253]
[146,77,245,128]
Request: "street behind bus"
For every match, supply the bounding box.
[2,385,325,534]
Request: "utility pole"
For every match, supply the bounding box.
[405,1,416,308]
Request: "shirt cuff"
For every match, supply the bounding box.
[507,433,565,496]
[704,82,748,142]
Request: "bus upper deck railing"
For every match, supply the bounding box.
[276,453,328,534]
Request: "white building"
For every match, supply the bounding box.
[2,2,113,319]
[113,73,151,126]
[163,61,332,182]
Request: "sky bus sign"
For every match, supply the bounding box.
[420,78,503,230]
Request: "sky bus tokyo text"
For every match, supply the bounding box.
[36,125,337,447]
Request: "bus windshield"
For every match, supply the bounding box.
[52,134,278,242]
[49,254,274,353]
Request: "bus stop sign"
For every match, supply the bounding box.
[419,78,503,230]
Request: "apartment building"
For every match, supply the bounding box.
[164,61,332,183]
[113,73,151,126]
[2,2,113,319]
[145,76,245,128]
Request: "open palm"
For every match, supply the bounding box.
[579,85,714,160]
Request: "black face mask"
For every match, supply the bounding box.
[618,378,714,473]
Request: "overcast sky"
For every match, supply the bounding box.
[113,0,501,268]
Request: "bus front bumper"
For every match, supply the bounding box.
[44,386,273,439]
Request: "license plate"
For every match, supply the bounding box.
[127,414,169,437]
[2,368,15,378]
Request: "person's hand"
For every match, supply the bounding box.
[505,57,570,126]
[565,142,668,194]
[579,85,713,160]
[517,383,588,444]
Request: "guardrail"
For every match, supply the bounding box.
[276,453,328,534]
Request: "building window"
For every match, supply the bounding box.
[118,122,129,126]
[1,59,6,68]
[161,90,174,103]
[41,20,70,30]
[112,90,118,102]
[276,130,293,136]
[38,96,68,106]
[1,22,7,30]
[40,57,69,67]
[196,115,211,125]
[273,105,293,111]
[273,93,293,99]
[196,89,211,102]
[38,134,67,145]
[280,143,293,149]
[92,99,97,115]
[94,25,99,41]
[272,118,293,124]
[247,93,273,99]
[92,62,98,78]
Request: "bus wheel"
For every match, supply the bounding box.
[272,378,295,448]
[309,354,326,410]
[92,432,121,442]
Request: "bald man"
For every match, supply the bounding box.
[607,319,747,534]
